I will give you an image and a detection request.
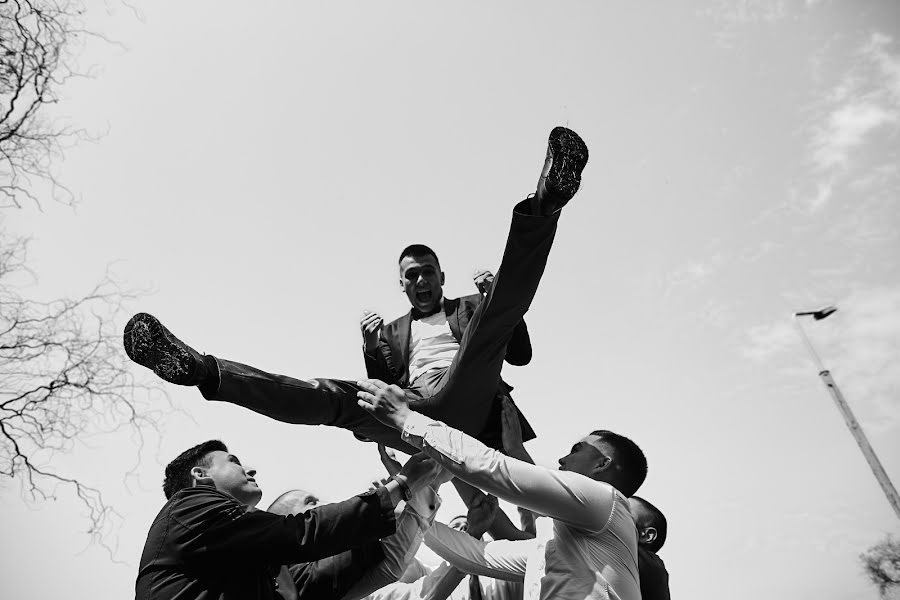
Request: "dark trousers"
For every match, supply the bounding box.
[205,197,559,453]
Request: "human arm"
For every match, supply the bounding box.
[423,522,531,581]
[451,478,533,542]
[338,483,443,600]
[168,486,395,567]
[361,311,401,383]
[356,379,617,532]
[289,543,385,599]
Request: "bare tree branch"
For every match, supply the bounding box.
[0,0,95,209]
[0,232,167,545]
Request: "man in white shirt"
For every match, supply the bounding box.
[356,379,647,600]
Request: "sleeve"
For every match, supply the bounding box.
[173,486,396,567]
[418,562,468,600]
[503,319,532,366]
[363,337,401,385]
[338,485,442,600]
[288,542,385,600]
[402,413,616,532]
[423,521,530,581]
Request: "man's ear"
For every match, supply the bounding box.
[592,455,613,477]
[639,526,658,545]
[440,271,445,285]
[191,466,211,487]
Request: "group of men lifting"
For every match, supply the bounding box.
[128,127,671,600]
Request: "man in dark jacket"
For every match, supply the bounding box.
[135,440,437,600]
[629,496,672,600]
[358,251,536,451]
[123,126,588,453]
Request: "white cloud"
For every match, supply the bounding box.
[663,253,728,297]
[811,102,897,170]
[742,319,798,361]
[802,32,900,211]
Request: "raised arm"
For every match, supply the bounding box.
[356,380,616,533]
[423,522,530,581]
[361,310,400,383]
[338,483,443,600]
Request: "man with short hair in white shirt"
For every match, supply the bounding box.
[356,379,647,600]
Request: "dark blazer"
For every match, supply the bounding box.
[363,293,536,445]
[135,486,395,600]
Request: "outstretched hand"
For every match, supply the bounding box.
[466,492,499,539]
[357,378,412,431]
[377,444,403,477]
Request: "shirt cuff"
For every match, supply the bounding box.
[401,411,436,446]
[370,485,399,527]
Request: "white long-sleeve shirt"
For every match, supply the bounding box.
[401,412,641,600]
[339,484,443,600]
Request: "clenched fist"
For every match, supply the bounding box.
[360,310,384,354]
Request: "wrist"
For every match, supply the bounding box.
[391,473,413,501]
[393,407,412,431]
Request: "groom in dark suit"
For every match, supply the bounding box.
[359,245,536,450]
[123,126,588,453]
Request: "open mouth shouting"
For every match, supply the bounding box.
[415,288,434,305]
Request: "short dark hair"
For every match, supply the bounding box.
[398,244,440,267]
[631,495,668,552]
[590,430,647,497]
[162,440,227,499]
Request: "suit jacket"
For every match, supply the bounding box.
[363,293,536,445]
[135,486,395,600]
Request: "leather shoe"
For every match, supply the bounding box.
[534,126,589,214]
[124,313,208,386]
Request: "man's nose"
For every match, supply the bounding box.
[246,468,257,478]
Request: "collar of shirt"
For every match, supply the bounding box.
[411,297,445,320]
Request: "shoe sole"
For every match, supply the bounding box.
[123,313,196,385]
[547,126,589,200]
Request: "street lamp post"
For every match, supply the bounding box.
[793,306,900,521]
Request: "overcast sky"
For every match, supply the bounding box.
[2,1,899,599]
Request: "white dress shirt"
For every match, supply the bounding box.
[402,413,641,600]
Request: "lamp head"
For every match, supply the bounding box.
[813,306,838,320]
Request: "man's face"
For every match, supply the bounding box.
[557,439,609,479]
[448,515,469,533]
[399,254,444,313]
[202,451,262,507]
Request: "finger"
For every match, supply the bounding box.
[357,397,376,413]
[357,379,388,393]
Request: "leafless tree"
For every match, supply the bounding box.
[0,0,95,209]
[0,233,164,543]
[862,534,900,599]
[1,0,162,546]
